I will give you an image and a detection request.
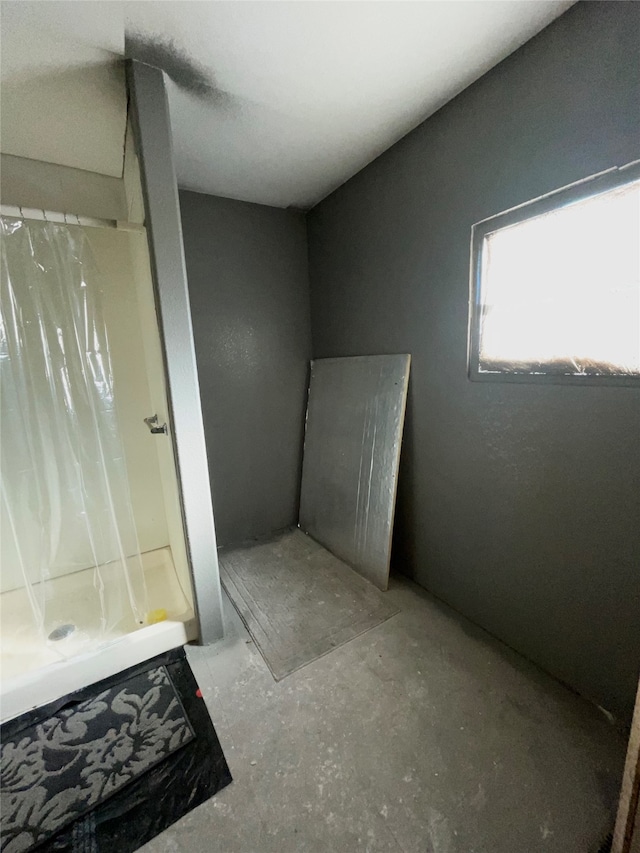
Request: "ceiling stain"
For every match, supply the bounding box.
[125,32,232,107]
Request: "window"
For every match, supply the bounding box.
[468,163,640,384]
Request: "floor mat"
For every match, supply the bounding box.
[1,666,193,851]
[219,529,399,680]
[1,647,232,853]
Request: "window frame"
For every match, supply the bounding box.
[467,160,640,387]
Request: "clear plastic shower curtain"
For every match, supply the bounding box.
[0,216,148,651]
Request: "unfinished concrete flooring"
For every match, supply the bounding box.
[141,576,625,853]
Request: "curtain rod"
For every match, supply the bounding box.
[0,205,144,232]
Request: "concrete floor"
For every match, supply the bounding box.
[141,576,626,853]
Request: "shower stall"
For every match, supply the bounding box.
[0,60,223,722]
[0,214,189,717]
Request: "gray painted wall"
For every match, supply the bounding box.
[307,2,640,720]
[179,190,312,548]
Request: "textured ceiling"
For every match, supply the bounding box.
[1,1,575,207]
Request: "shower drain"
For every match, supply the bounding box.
[48,624,76,642]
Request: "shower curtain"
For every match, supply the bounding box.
[0,216,148,650]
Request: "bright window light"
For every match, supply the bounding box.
[470,168,640,380]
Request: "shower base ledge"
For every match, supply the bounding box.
[0,620,188,724]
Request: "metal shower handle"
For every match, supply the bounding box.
[144,414,168,435]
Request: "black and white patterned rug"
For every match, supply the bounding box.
[0,647,232,853]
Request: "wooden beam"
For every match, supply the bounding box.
[613,679,640,853]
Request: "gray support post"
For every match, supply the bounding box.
[126,59,224,643]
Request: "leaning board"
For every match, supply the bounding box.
[299,354,410,590]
